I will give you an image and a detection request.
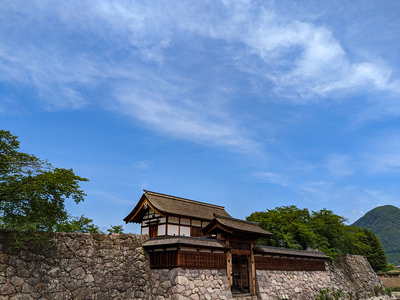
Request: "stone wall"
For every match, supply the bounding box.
[256,255,392,300]
[0,232,394,299]
[0,231,152,300]
[149,268,232,300]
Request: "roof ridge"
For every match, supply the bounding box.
[144,190,226,210]
[213,213,260,226]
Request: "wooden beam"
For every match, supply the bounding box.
[250,243,256,295]
[230,249,251,255]
[226,251,232,288]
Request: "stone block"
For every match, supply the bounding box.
[70,267,85,279]
[9,295,34,300]
[84,274,94,283]
[176,276,190,286]
[171,295,189,300]
[0,254,8,264]
[171,284,186,295]
[10,277,24,288]
[0,282,15,295]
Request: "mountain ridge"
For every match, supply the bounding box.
[352,205,400,265]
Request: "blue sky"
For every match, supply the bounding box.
[1,0,399,233]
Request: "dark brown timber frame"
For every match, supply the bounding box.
[127,191,329,296]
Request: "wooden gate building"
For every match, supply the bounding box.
[124,190,328,295]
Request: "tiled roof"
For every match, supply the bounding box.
[142,235,230,250]
[253,245,329,259]
[124,190,231,223]
[201,214,273,238]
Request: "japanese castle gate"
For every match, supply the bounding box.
[124,190,328,295]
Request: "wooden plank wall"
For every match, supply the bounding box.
[149,251,226,269]
[255,256,326,271]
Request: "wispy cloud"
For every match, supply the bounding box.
[115,87,259,152]
[135,161,151,170]
[252,171,290,187]
[363,189,400,207]
[1,0,399,153]
[326,153,354,177]
[90,190,133,206]
[362,134,400,174]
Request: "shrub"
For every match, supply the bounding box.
[374,285,384,296]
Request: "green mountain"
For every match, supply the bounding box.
[352,205,400,265]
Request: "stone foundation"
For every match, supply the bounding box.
[149,268,232,300]
[0,232,152,299]
[255,255,392,300]
[0,232,394,299]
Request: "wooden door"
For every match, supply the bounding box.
[232,255,249,294]
[149,225,158,238]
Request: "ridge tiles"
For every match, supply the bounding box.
[144,190,226,210]
[213,213,260,226]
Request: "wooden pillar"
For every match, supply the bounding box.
[250,243,256,295]
[177,249,181,267]
[226,251,232,287]
[226,240,232,288]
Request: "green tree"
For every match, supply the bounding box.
[310,209,367,257]
[55,215,100,233]
[247,205,387,269]
[384,263,398,271]
[0,130,88,241]
[247,206,316,250]
[107,225,124,234]
[357,227,387,272]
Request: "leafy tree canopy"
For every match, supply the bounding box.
[0,130,88,241]
[55,215,125,234]
[55,214,100,233]
[247,206,387,271]
[107,225,124,234]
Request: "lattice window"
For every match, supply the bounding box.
[150,251,178,268]
[178,251,226,269]
[149,250,227,269]
[255,256,326,271]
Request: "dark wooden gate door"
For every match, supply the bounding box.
[232,255,249,294]
[149,225,158,238]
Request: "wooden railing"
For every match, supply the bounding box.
[255,256,326,271]
[149,250,226,269]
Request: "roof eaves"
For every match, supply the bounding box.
[123,194,166,223]
[123,194,147,223]
[253,245,329,259]
[144,190,227,210]
[213,214,261,226]
[213,215,273,236]
[143,236,231,250]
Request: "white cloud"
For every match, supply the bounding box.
[326,154,353,177]
[1,0,399,151]
[362,134,400,174]
[90,190,133,205]
[314,61,398,96]
[4,0,398,104]
[363,190,400,208]
[241,19,399,98]
[299,181,335,203]
[252,171,290,186]
[115,87,259,153]
[135,161,151,170]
